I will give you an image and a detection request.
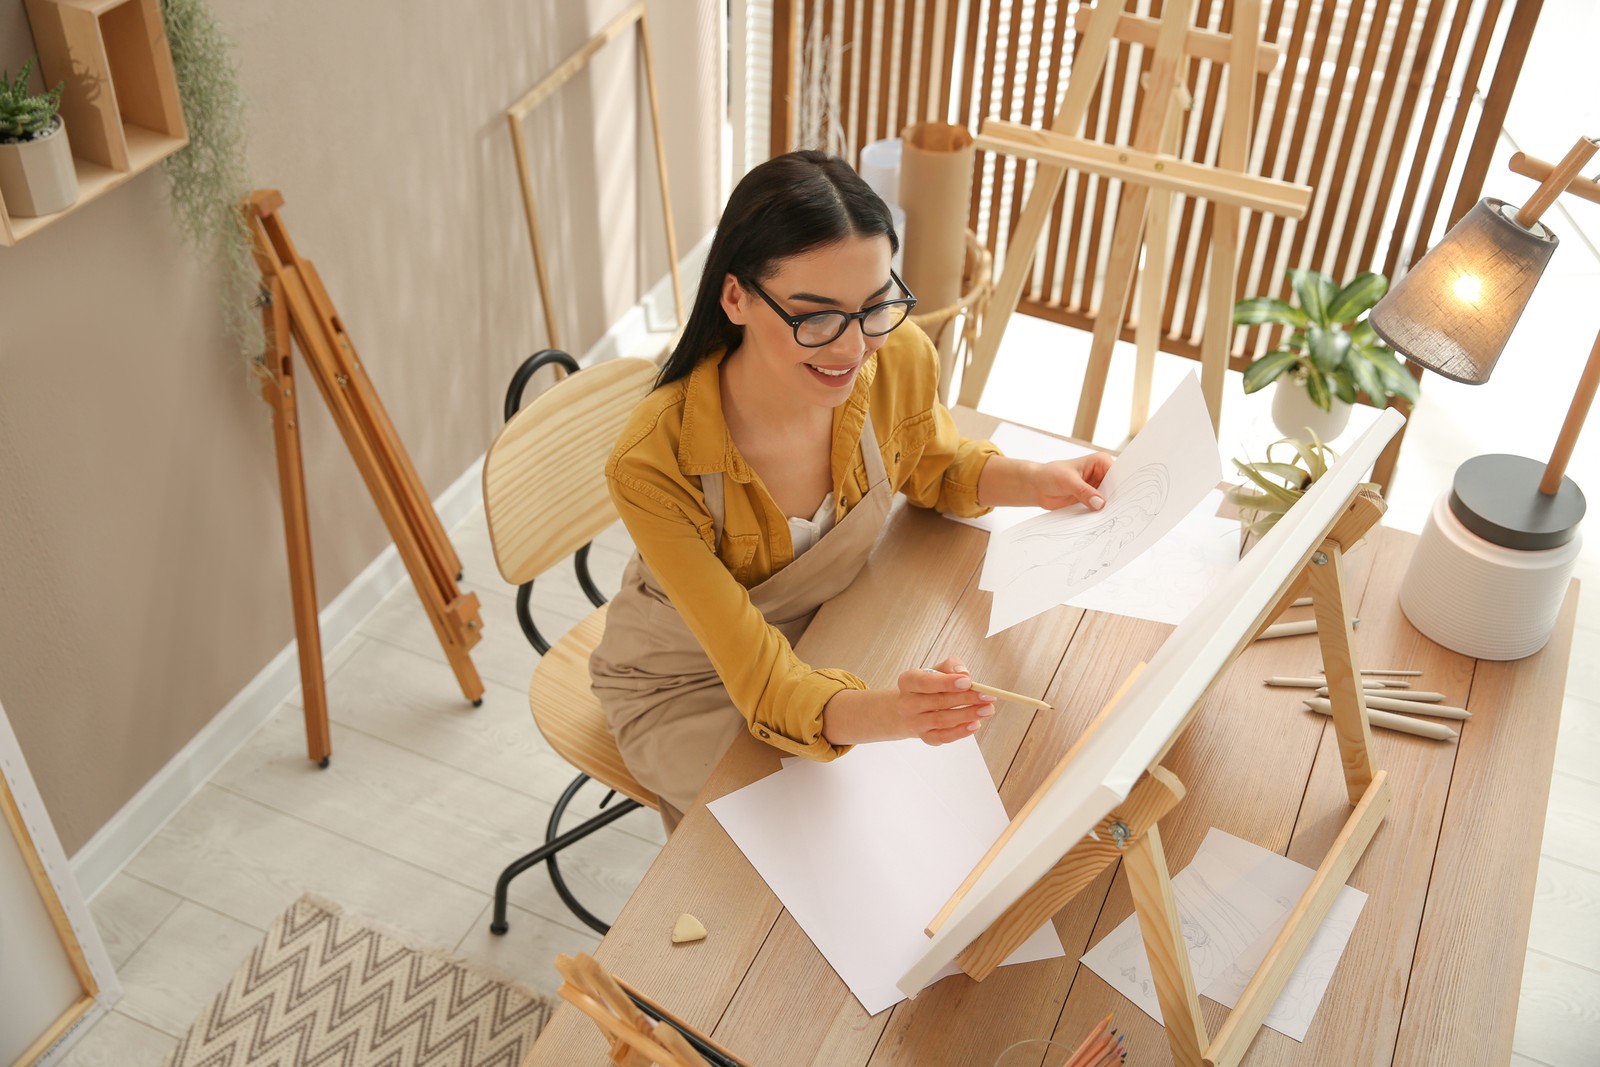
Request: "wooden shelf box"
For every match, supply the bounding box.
[4,0,188,245]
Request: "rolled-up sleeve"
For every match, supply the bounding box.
[608,458,864,760]
[890,329,1000,516]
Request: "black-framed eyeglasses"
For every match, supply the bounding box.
[745,271,918,348]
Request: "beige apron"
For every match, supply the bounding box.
[590,414,894,823]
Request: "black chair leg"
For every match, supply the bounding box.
[490,774,642,936]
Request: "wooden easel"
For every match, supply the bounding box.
[247,190,485,766]
[554,953,745,1067]
[958,0,1312,441]
[932,487,1389,1067]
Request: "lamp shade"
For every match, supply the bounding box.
[1368,198,1558,384]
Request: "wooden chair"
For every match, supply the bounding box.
[482,350,660,936]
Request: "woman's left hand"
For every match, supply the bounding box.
[1035,453,1114,511]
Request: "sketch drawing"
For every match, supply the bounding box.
[989,464,1170,595]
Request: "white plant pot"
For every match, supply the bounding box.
[1271,375,1352,441]
[0,116,78,218]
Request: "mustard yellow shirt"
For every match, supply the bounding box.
[604,322,999,760]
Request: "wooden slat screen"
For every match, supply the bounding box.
[775,0,1541,366]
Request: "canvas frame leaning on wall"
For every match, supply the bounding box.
[0,699,121,1067]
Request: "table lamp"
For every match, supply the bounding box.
[1368,135,1600,659]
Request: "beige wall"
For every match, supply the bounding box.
[0,0,721,854]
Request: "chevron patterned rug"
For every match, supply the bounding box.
[163,894,555,1067]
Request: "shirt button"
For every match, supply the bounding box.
[757,728,770,739]
[894,451,901,462]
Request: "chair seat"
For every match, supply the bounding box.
[530,603,659,810]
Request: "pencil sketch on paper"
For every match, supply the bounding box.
[1079,828,1369,1041]
[988,464,1171,596]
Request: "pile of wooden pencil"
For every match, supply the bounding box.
[1061,1014,1125,1066]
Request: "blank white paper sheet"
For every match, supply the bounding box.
[707,737,1065,1015]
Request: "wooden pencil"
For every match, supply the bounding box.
[967,680,1053,711]
[1303,697,1459,740]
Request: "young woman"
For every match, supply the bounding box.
[589,151,1112,829]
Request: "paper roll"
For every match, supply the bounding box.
[897,123,975,311]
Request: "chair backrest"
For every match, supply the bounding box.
[483,357,657,584]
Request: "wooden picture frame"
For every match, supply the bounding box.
[0,701,121,1067]
[504,1,684,353]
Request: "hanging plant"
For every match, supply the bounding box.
[160,0,261,367]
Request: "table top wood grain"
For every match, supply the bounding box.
[526,409,1577,1066]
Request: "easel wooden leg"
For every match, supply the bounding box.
[1125,824,1209,1067]
[1204,772,1390,1067]
[257,279,331,765]
[1076,185,1153,441]
[1131,86,1189,435]
[955,0,1130,409]
[1309,542,1376,801]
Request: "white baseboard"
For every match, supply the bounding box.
[68,233,712,900]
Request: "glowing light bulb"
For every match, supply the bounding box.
[1453,273,1483,304]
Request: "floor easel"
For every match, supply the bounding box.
[958,0,1311,442]
[931,487,1389,1067]
[247,189,485,767]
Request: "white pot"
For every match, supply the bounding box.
[0,116,78,218]
[1270,375,1352,441]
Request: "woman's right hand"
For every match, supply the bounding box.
[821,657,996,746]
[891,658,996,745]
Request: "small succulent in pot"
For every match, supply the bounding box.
[1234,268,1422,412]
[0,58,77,218]
[0,59,64,143]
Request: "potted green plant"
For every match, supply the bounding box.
[1226,432,1379,551]
[1233,268,1421,440]
[0,58,77,218]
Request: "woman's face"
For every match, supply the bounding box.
[720,235,896,408]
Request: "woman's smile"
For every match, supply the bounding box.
[802,359,861,386]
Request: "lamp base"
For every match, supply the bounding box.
[1449,453,1586,550]
[1401,489,1581,660]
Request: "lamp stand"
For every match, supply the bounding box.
[1395,136,1600,659]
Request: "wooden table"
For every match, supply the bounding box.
[526,409,1577,1066]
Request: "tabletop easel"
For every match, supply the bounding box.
[930,487,1389,1067]
[247,189,485,767]
[959,0,1311,441]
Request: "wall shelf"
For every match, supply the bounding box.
[4,0,187,246]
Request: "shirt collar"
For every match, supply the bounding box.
[677,345,880,483]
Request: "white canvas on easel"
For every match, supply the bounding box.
[899,409,1404,1004]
